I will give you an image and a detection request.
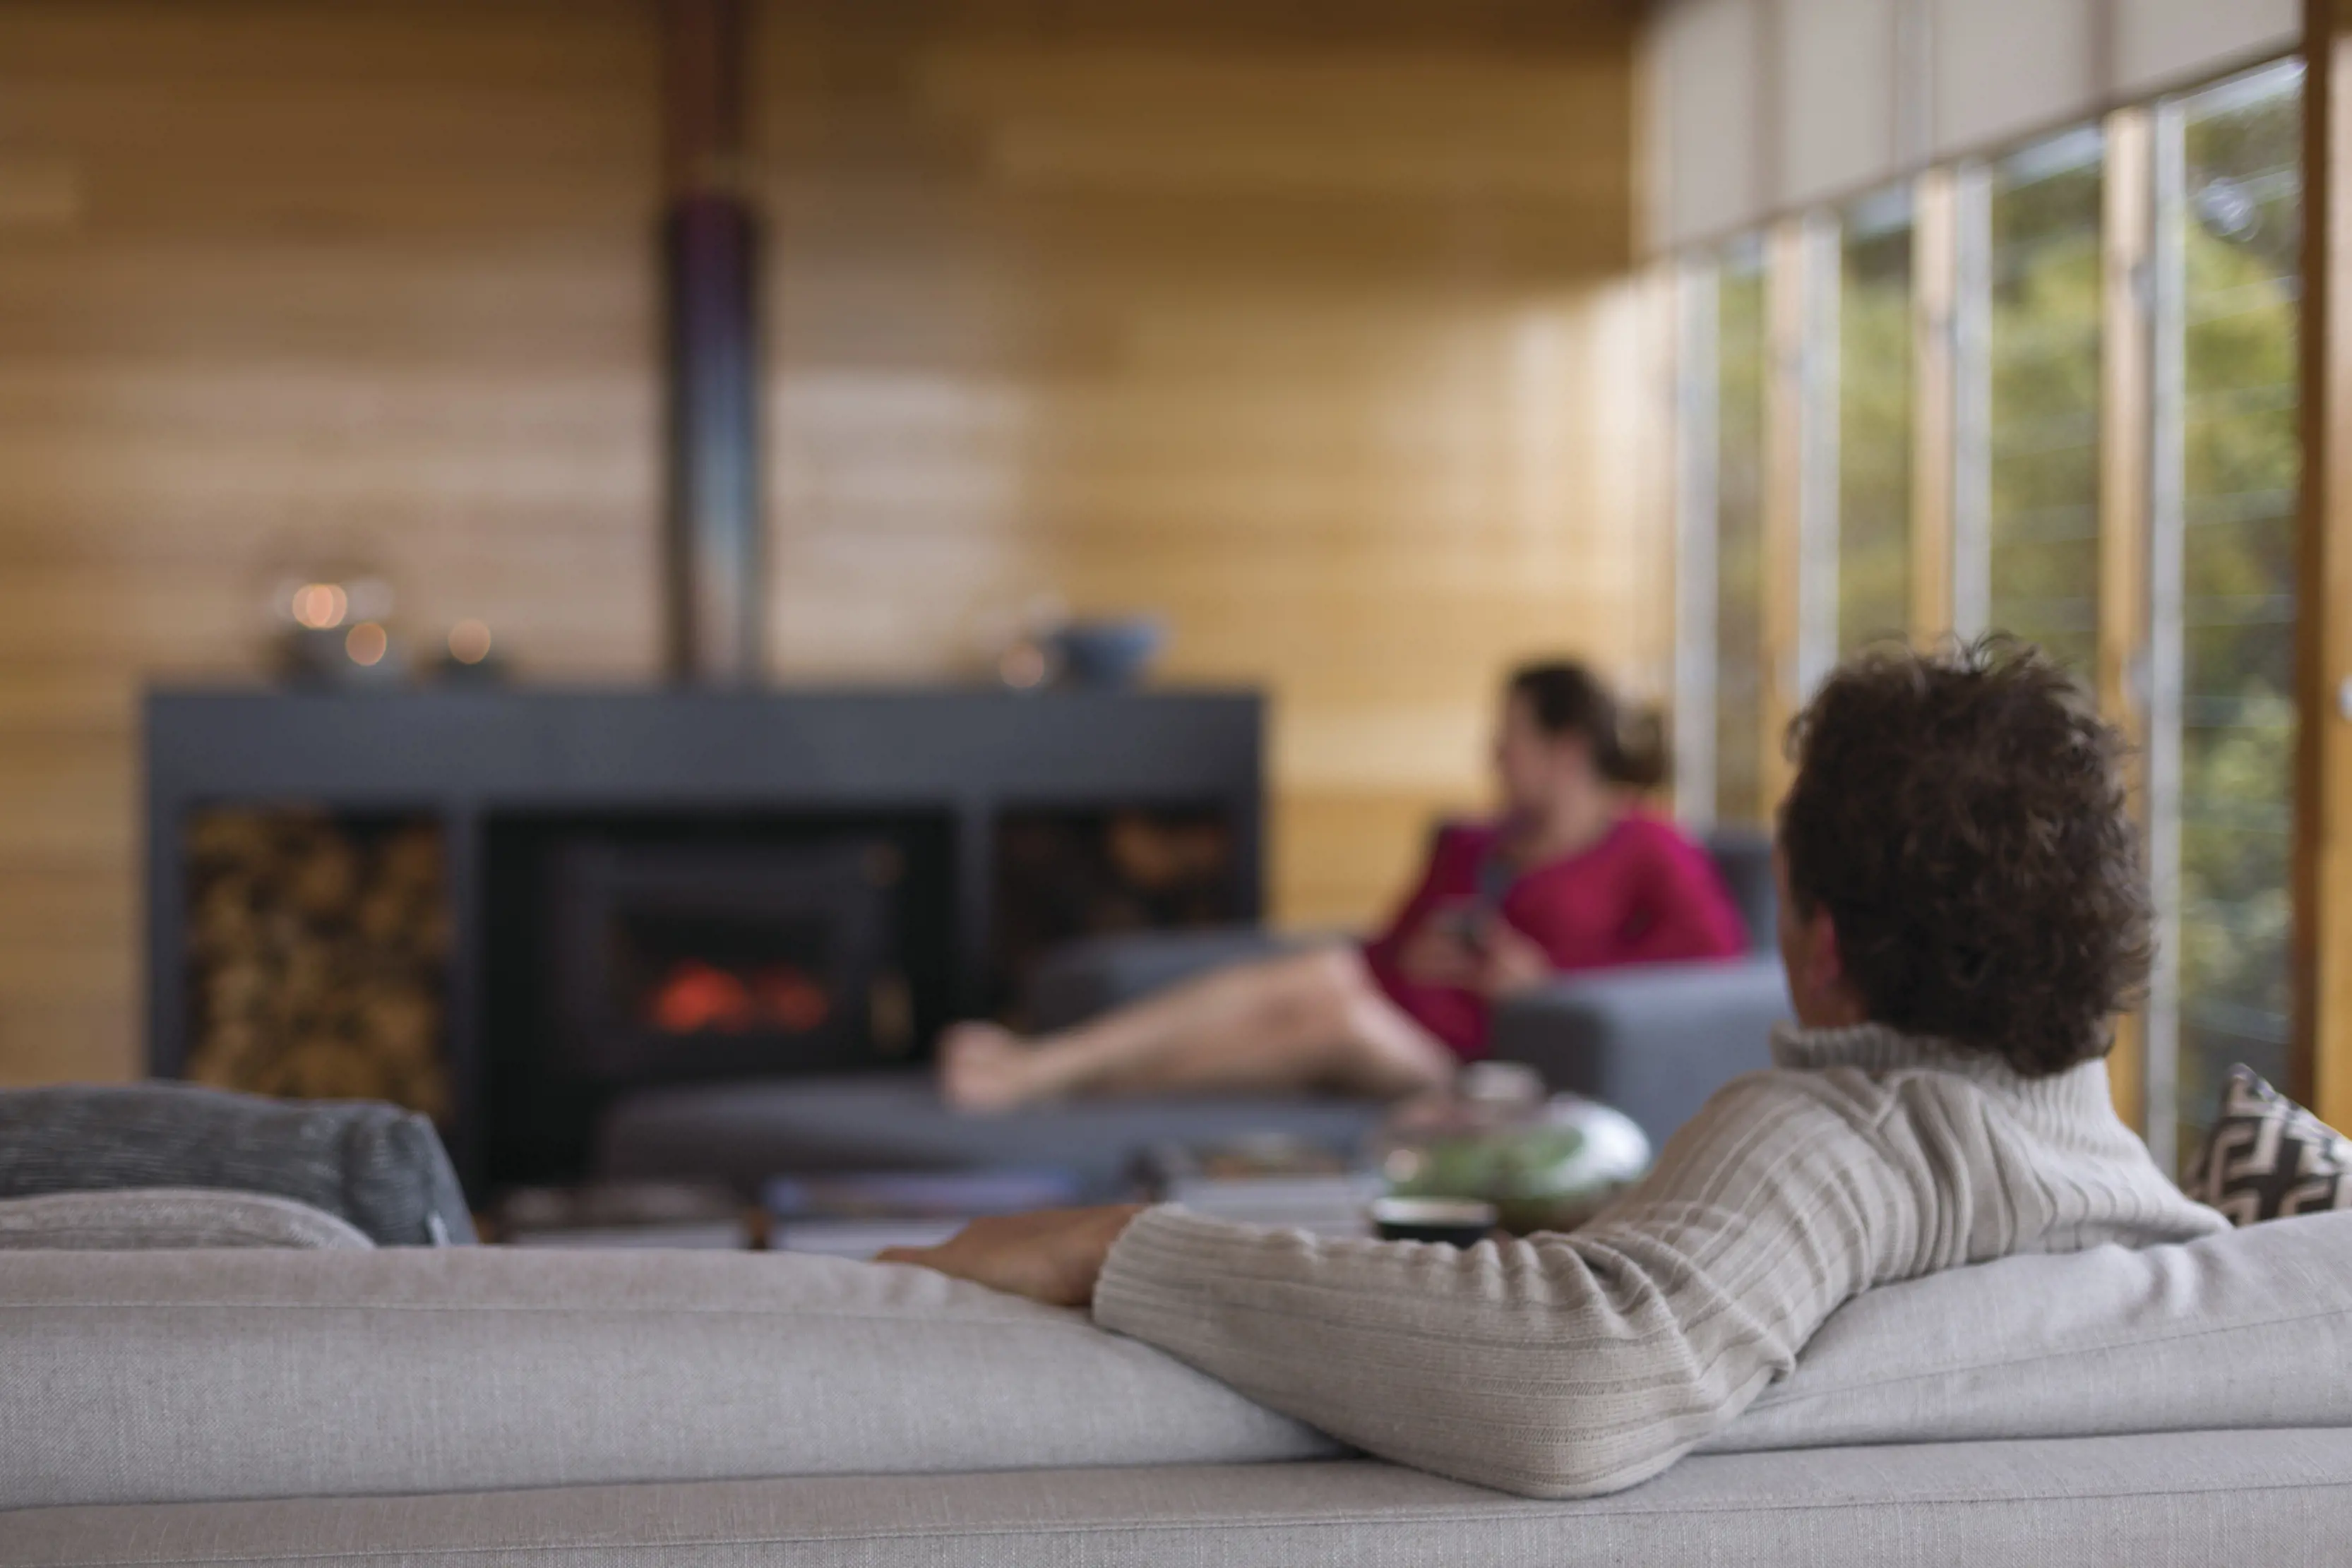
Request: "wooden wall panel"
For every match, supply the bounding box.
[752,2,1656,930]
[0,0,1652,1084]
[2100,109,2155,1133]
[0,1,661,1084]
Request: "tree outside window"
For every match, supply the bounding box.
[1837,188,1914,653]
[1986,128,2106,681]
[2163,61,2303,1167]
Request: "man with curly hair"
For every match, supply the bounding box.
[885,640,2226,1498]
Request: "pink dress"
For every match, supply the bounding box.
[1361,813,1751,1059]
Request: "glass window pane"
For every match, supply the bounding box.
[1715,237,1769,826]
[2171,59,2303,1161]
[1838,187,1914,651]
[1988,127,2105,678]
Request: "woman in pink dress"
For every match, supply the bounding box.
[939,662,1750,1110]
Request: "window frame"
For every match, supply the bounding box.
[1666,46,2340,1151]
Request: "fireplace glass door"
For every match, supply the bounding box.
[546,838,907,1084]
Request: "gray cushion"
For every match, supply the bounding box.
[0,1245,1337,1511]
[1488,958,1789,1144]
[11,1434,2352,1568]
[0,1188,372,1251]
[8,1212,2352,1512]
[595,1075,1387,1198]
[1708,1207,2352,1453]
[0,1082,473,1246]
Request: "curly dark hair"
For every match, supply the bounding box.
[1777,637,2151,1077]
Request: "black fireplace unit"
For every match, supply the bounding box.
[544,835,906,1084]
[145,688,1263,1194]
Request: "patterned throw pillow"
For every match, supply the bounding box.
[2184,1065,2352,1226]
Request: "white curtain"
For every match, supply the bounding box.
[1647,0,2300,251]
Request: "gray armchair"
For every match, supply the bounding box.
[1024,828,1789,1149]
[1485,957,1786,1148]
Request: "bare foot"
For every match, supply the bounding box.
[938,1022,1046,1113]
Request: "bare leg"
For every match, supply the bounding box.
[939,945,1456,1111]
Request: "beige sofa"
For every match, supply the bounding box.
[6,1210,2352,1565]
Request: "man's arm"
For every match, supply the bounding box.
[1090,1077,1889,1498]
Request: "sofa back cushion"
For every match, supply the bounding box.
[6,1211,2349,1512]
[0,1082,473,1245]
[0,1187,371,1251]
[0,1245,1339,1510]
[1707,1209,2352,1452]
[1701,829,1777,953]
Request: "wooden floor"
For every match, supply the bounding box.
[0,0,1661,1085]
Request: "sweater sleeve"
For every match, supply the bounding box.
[1360,825,1476,973]
[1613,827,1751,964]
[1092,1075,1892,1498]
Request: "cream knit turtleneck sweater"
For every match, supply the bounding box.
[1092,1021,2226,1500]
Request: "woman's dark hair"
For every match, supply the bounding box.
[1507,662,1667,789]
[1778,637,2151,1076]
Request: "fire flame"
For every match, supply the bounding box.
[649,958,830,1035]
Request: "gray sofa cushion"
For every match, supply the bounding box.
[1707,1207,2352,1453]
[6,1212,2352,1512]
[0,1082,473,1246]
[11,1433,2352,1568]
[1487,958,1789,1144]
[0,1245,1338,1511]
[0,1188,372,1251]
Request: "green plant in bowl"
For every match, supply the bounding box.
[1382,1100,1649,1235]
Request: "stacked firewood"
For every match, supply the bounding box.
[184,810,450,1121]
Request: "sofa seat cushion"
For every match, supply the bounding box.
[594,1074,1387,1197]
[11,1434,2352,1568]
[0,1188,371,1251]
